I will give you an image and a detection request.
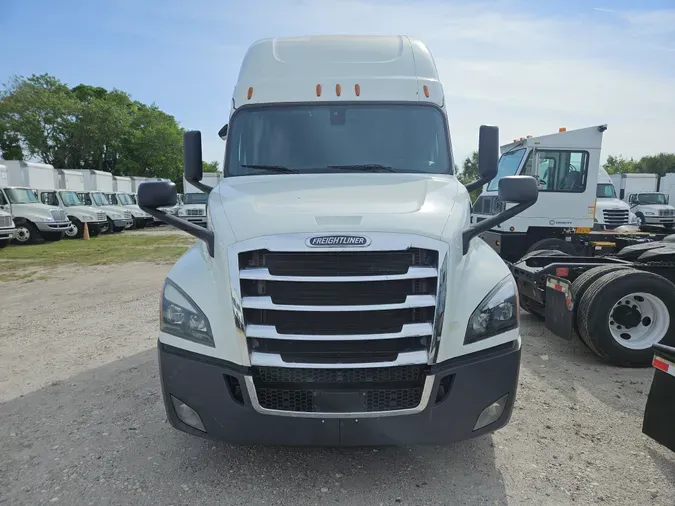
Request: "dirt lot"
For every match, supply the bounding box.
[1,239,674,505]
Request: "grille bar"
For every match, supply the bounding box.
[239,266,438,282]
[241,294,436,312]
[245,322,434,341]
[250,350,428,368]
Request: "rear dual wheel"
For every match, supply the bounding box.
[576,269,675,366]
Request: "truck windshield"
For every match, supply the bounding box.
[117,194,134,205]
[6,188,39,204]
[487,148,527,191]
[184,193,207,204]
[59,191,83,207]
[91,192,110,206]
[638,193,667,205]
[596,184,617,198]
[129,194,137,204]
[225,104,452,176]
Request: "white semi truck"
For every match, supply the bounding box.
[0,161,71,244]
[137,35,540,446]
[0,164,17,247]
[179,173,220,227]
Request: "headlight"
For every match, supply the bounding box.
[160,280,213,346]
[465,276,518,344]
[178,210,186,216]
[32,216,53,222]
[110,213,122,219]
[645,212,655,216]
[80,215,89,221]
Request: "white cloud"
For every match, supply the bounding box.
[184,0,675,166]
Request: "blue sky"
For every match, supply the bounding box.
[2,0,674,166]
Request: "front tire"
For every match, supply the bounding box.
[133,218,147,229]
[14,222,40,245]
[635,213,645,227]
[577,270,675,367]
[65,218,84,239]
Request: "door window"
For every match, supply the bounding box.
[521,150,589,193]
[40,192,59,206]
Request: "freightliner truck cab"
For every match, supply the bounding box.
[138,35,538,446]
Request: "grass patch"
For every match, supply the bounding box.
[0,233,196,277]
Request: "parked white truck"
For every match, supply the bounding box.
[594,168,633,229]
[179,174,220,227]
[611,173,675,228]
[77,169,133,232]
[137,35,540,446]
[0,161,71,244]
[34,168,108,238]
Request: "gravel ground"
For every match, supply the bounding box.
[1,263,674,506]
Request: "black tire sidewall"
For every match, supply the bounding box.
[581,272,675,366]
[526,238,576,255]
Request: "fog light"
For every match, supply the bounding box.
[171,395,206,432]
[473,394,508,431]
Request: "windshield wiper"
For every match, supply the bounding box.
[240,164,300,174]
[327,164,397,173]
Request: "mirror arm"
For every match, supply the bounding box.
[187,179,213,195]
[140,206,215,257]
[462,200,536,255]
[464,177,492,193]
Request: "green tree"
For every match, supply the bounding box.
[0,121,23,160]
[635,153,675,177]
[603,155,638,175]
[0,74,79,166]
[203,160,220,173]
[457,151,481,202]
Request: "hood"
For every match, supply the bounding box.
[97,205,130,216]
[638,204,674,211]
[9,202,63,217]
[595,198,629,210]
[66,205,104,217]
[214,173,462,242]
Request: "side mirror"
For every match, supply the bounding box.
[184,131,214,194]
[138,180,214,257]
[464,125,499,192]
[462,175,538,254]
[137,181,177,208]
[218,124,228,140]
[478,125,499,180]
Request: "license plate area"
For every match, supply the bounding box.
[313,391,364,412]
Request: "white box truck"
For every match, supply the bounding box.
[613,173,674,228]
[0,164,17,247]
[136,35,540,446]
[661,173,675,207]
[78,169,133,233]
[0,161,70,244]
[594,168,633,229]
[34,168,109,238]
[180,174,220,227]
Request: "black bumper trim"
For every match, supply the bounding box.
[157,338,521,446]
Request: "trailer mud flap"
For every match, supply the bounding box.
[544,276,574,340]
[642,344,675,453]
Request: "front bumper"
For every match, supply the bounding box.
[181,216,207,227]
[0,227,16,240]
[35,221,71,232]
[158,339,521,446]
[113,218,133,228]
[645,216,674,225]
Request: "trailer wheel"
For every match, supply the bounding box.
[525,238,576,256]
[577,270,675,367]
[520,249,570,262]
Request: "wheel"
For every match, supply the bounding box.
[520,249,570,262]
[88,224,101,237]
[635,213,645,227]
[14,222,40,245]
[65,219,84,239]
[577,270,675,367]
[525,238,576,256]
[571,265,635,343]
[105,217,115,234]
[0,239,9,249]
[42,232,64,242]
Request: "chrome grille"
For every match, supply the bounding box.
[659,209,674,217]
[0,215,13,228]
[234,236,444,415]
[124,211,132,219]
[187,208,204,216]
[96,212,106,221]
[602,209,629,226]
[50,209,67,222]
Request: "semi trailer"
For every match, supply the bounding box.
[137,35,541,446]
